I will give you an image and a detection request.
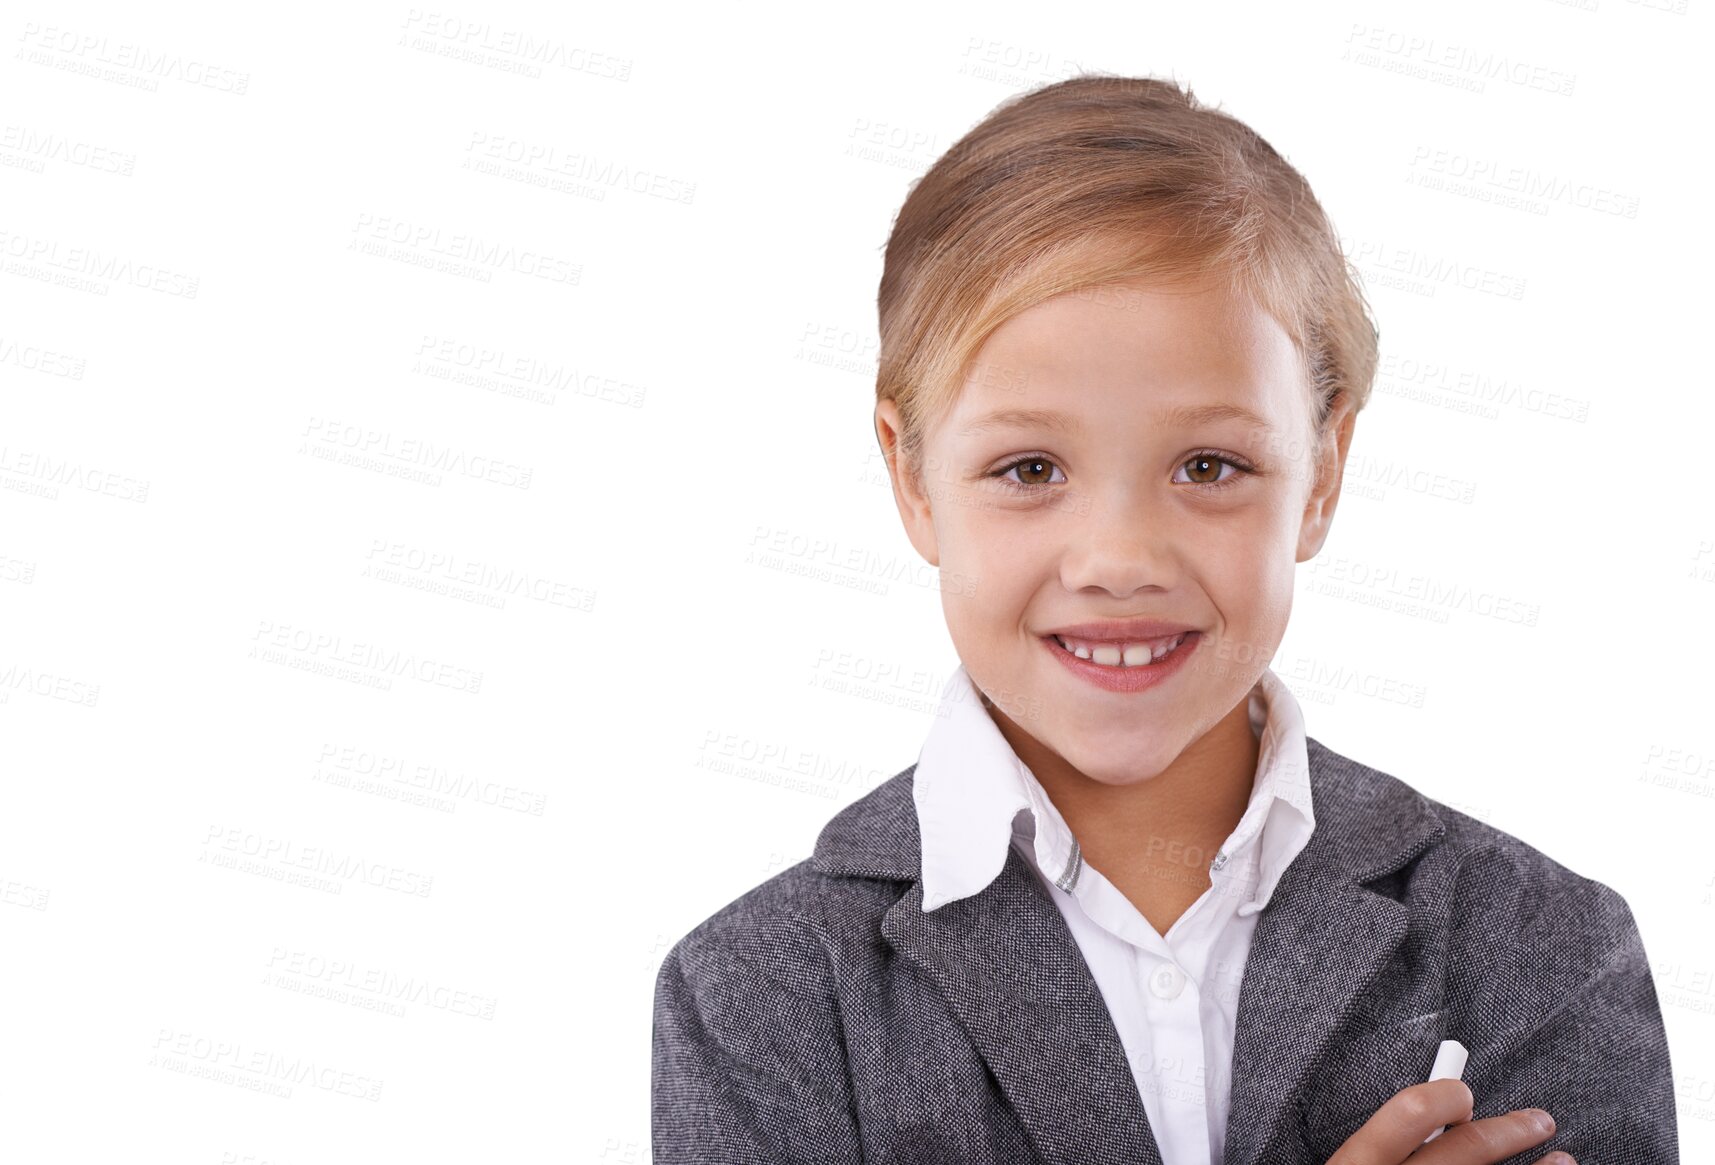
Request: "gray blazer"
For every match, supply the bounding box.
[652,736,1678,1164]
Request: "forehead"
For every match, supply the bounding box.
[950,276,1307,435]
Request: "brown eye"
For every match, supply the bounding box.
[1174,452,1254,492]
[991,456,1067,491]
[1184,455,1223,484]
[1014,458,1056,486]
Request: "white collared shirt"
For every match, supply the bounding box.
[912,663,1316,1165]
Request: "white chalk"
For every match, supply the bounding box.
[1422,1039,1469,1143]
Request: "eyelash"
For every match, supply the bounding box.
[987,451,1257,495]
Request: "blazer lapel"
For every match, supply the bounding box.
[1220,858,1414,1162]
[881,843,1166,1165]
[813,736,1446,1165]
[1220,738,1446,1165]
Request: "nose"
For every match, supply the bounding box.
[1056,488,1182,597]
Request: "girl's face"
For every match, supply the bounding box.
[877,274,1355,787]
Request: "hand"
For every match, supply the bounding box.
[1325,1078,1575,1164]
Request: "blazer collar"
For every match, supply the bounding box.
[811,735,1447,1165]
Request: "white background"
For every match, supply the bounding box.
[2,1,1711,1161]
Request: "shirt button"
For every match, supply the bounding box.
[1149,961,1187,1000]
[1211,849,1228,872]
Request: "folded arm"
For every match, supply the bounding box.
[1453,847,1679,1165]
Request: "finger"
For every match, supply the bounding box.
[1410,1106,1557,1164]
[1327,1079,1473,1164]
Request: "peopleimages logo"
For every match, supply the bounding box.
[150,1029,382,1101]
[349,212,580,285]
[0,229,198,298]
[15,23,251,94]
[201,825,435,898]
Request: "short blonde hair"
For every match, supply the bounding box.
[876,73,1378,486]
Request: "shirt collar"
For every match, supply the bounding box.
[913,663,1315,916]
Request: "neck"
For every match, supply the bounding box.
[988,697,1261,902]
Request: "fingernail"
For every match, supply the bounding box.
[1531,1109,1556,1135]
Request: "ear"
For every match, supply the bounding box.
[1296,391,1357,563]
[875,399,940,568]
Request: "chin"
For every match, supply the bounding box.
[1065,743,1177,786]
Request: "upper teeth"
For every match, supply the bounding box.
[1054,633,1187,667]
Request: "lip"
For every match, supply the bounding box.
[1041,619,1199,642]
[1040,629,1201,694]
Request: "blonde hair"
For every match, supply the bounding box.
[875,73,1378,487]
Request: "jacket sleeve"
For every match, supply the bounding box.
[651,908,864,1164]
[1453,847,1679,1165]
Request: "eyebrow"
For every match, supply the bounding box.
[955,402,1270,437]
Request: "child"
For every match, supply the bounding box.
[652,74,1678,1165]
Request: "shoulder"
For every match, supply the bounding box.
[1306,750,1675,1153]
[1310,735,1643,965]
[658,766,917,995]
[656,862,842,1015]
[1429,789,1646,1008]
[652,797,883,1159]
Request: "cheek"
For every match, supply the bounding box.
[937,500,1034,575]
[1188,503,1287,570]
[941,556,1032,632]
[1220,559,1297,664]
[936,519,1040,637]
[1195,507,1299,639]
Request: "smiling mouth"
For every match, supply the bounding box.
[1047,632,1191,668]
